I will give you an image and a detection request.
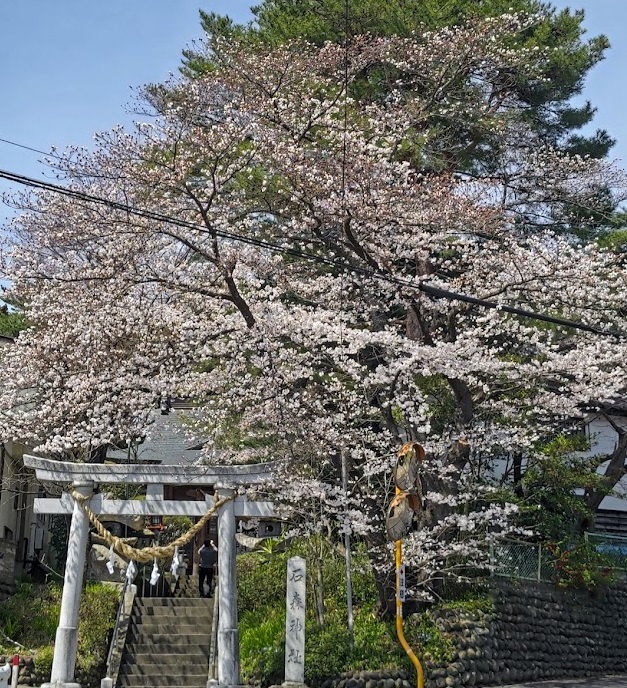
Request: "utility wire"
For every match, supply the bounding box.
[0,166,622,339]
[0,137,62,160]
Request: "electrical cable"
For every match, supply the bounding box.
[0,137,62,160]
[0,166,622,339]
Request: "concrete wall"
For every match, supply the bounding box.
[0,441,50,578]
[0,538,17,600]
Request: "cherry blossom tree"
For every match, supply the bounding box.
[2,14,627,607]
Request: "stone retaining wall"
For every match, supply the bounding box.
[0,654,102,688]
[0,655,38,687]
[320,668,413,688]
[324,579,627,688]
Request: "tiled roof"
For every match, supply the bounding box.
[106,408,207,466]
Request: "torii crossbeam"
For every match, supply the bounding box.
[23,455,277,688]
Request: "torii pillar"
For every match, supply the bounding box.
[24,456,276,688]
[216,487,239,686]
[48,480,93,688]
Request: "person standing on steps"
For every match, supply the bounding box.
[198,538,218,597]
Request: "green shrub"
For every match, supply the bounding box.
[437,592,494,615]
[350,609,403,671]
[549,540,617,590]
[76,583,119,672]
[0,580,118,683]
[240,607,285,686]
[405,614,455,664]
[238,538,378,620]
[305,621,353,686]
[0,582,60,651]
[348,557,379,608]
[238,550,290,615]
[311,546,378,612]
[0,612,21,640]
[34,646,54,678]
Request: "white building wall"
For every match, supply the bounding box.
[582,414,627,512]
[0,440,47,578]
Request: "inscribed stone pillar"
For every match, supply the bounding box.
[216,487,240,687]
[284,556,306,685]
[44,480,94,688]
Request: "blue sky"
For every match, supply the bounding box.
[0,1,255,220]
[0,0,624,221]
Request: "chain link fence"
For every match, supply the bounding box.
[585,532,627,571]
[490,539,555,582]
[491,533,627,581]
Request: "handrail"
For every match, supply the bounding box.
[208,585,220,683]
[103,576,131,683]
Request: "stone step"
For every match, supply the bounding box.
[119,663,208,677]
[134,604,210,616]
[128,621,209,635]
[122,641,211,656]
[131,613,211,626]
[125,630,211,646]
[117,676,206,688]
[136,596,211,607]
[123,653,207,665]
[116,593,215,688]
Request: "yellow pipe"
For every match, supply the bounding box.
[395,524,424,688]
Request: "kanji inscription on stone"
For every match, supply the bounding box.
[285,556,306,684]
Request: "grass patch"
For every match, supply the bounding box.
[238,540,407,686]
[0,579,119,682]
[237,537,497,686]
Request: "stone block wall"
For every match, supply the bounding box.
[0,656,38,687]
[0,654,103,688]
[426,579,627,687]
[490,580,626,682]
[324,579,627,688]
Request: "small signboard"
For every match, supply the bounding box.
[397,564,406,602]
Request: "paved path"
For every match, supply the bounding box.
[506,677,627,688]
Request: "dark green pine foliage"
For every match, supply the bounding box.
[182,0,613,162]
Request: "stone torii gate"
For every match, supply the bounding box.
[23,455,276,688]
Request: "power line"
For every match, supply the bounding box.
[0,166,622,339]
[0,137,62,160]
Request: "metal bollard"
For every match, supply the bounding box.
[10,655,18,688]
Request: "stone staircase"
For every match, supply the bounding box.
[175,573,203,598]
[116,596,213,688]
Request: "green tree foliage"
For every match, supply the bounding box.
[183,0,613,163]
[549,539,616,590]
[160,515,194,544]
[510,432,609,540]
[0,304,26,337]
[177,0,619,239]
